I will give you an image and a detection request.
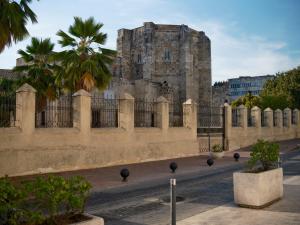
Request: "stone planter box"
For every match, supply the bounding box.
[209,151,224,159]
[233,168,283,208]
[70,214,104,225]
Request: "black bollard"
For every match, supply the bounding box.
[120,168,130,182]
[169,162,178,173]
[234,153,240,162]
[207,158,214,166]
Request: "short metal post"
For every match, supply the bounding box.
[170,179,176,225]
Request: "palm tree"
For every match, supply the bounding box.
[55,17,116,92]
[13,37,58,100]
[0,0,38,53]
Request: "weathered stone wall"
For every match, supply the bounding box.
[114,22,212,105]
[212,82,230,105]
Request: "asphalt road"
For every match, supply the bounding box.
[86,150,300,225]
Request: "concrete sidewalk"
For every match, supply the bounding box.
[178,154,300,225]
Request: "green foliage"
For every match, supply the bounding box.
[231,92,261,109]
[261,66,300,109]
[54,17,116,92]
[25,175,92,223]
[211,144,223,152]
[259,95,290,110]
[0,176,43,225]
[13,37,59,100]
[247,139,280,171]
[0,175,91,225]
[0,176,26,225]
[0,0,38,53]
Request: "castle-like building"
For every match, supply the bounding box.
[107,22,212,105]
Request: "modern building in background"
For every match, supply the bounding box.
[228,75,274,101]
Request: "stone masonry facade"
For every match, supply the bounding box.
[109,22,212,105]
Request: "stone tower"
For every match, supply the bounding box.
[113,22,212,105]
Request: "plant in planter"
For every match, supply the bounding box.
[0,175,104,225]
[210,144,224,159]
[233,139,283,208]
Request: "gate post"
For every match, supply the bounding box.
[183,99,197,137]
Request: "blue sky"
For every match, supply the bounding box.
[0,0,299,82]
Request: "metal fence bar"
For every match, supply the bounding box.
[169,101,183,127]
[247,108,255,127]
[292,110,297,125]
[273,111,278,127]
[232,108,240,127]
[261,110,267,127]
[0,94,16,127]
[134,99,157,127]
[91,97,119,128]
[283,111,288,127]
[35,95,73,128]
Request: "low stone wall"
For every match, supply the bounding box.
[224,104,300,151]
[1,84,300,177]
[0,84,198,177]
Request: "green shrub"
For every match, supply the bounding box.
[25,175,91,223]
[211,144,223,152]
[247,139,280,171]
[0,177,43,225]
[0,175,91,225]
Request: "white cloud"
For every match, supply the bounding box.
[191,21,300,82]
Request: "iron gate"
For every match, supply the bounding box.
[197,104,225,152]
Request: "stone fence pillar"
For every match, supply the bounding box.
[252,106,261,128]
[119,93,134,132]
[183,99,197,135]
[283,108,292,128]
[156,96,169,130]
[274,109,283,128]
[238,105,247,129]
[72,89,91,133]
[16,83,36,134]
[264,108,273,128]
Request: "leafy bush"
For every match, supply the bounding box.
[0,177,43,225]
[0,175,91,225]
[211,144,223,152]
[247,139,280,171]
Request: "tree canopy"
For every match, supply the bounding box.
[0,0,38,53]
[54,17,116,92]
[260,66,300,109]
[13,37,59,100]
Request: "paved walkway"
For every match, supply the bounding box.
[178,154,300,225]
[177,176,300,225]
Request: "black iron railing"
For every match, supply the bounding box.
[198,104,223,128]
[0,94,16,127]
[232,108,241,127]
[134,99,157,127]
[247,108,255,127]
[261,110,267,127]
[91,97,119,128]
[292,110,297,125]
[35,95,73,128]
[273,111,278,127]
[283,111,288,127]
[169,101,183,127]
